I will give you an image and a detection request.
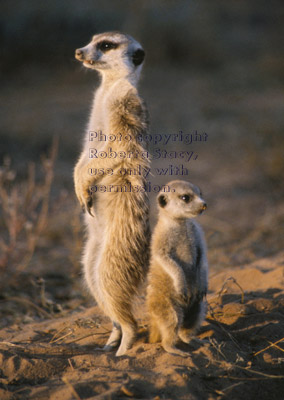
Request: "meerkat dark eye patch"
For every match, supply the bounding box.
[180,194,192,203]
[158,194,167,208]
[132,49,145,66]
[97,41,118,52]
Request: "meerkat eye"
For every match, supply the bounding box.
[158,194,167,208]
[180,194,192,203]
[97,41,118,52]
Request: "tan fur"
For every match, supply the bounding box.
[146,180,208,356]
[74,32,150,356]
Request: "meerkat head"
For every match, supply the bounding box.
[157,180,207,220]
[75,31,145,80]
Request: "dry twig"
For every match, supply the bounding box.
[62,377,81,400]
[0,137,58,273]
[253,337,284,357]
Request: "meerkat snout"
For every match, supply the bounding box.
[75,49,83,58]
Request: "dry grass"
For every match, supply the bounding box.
[0,137,58,276]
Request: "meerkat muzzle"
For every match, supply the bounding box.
[75,49,84,60]
[198,203,207,214]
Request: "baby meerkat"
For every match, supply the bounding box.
[146,180,208,356]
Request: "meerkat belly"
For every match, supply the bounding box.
[94,187,148,288]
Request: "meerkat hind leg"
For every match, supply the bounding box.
[178,327,194,344]
[178,329,209,347]
[115,322,137,357]
[160,318,188,357]
[149,318,161,343]
[178,302,208,346]
[161,325,188,357]
[103,322,122,351]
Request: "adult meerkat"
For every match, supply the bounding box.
[74,32,150,356]
[147,180,208,356]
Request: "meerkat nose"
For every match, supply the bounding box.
[202,203,207,211]
[75,49,83,58]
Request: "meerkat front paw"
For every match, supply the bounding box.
[174,280,188,304]
[179,290,189,305]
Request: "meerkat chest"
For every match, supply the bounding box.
[168,224,196,266]
[84,88,110,154]
[88,91,107,130]
[174,240,194,265]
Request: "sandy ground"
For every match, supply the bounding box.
[0,250,283,400]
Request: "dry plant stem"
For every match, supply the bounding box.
[207,302,241,350]
[0,137,58,273]
[50,327,111,345]
[222,382,244,393]
[49,325,72,343]
[212,359,284,380]
[218,277,245,304]
[0,342,87,358]
[2,296,50,318]
[67,331,111,344]
[68,358,74,370]
[62,377,81,400]
[18,136,58,272]
[209,338,227,360]
[49,319,112,344]
[267,341,284,353]
[51,331,74,344]
[121,385,135,397]
[232,364,284,379]
[253,337,284,357]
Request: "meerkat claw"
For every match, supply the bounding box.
[86,197,94,217]
[87,206,94,217]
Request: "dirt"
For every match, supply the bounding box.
[0,251,283,400]
[1,161,283,400]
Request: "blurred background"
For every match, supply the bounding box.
[0,0,284,320]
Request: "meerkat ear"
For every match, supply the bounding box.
[158,194,167,208]
[132,48,145,66]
